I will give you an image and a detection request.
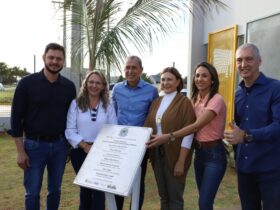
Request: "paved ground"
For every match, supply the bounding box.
[0,105,11,117]
[0,105,11,131]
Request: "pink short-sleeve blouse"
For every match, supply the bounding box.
[194,93,226,142]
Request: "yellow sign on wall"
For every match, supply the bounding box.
[208,25,237,129]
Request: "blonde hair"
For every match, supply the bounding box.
[76,71,109,112]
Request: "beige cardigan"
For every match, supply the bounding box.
[144,93,196,182]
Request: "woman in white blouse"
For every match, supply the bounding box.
[65,71,117,210]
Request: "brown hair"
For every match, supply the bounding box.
[44,43,65,58]
[160,67,184,92]
[191,62,219,106]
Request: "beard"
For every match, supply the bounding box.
[45,63,63,75]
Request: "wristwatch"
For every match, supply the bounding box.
[169,132,176,142]
[244,131,254,143]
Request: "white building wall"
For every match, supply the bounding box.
[187,0,280,92]
[203,0,280,41]
[187,12,205,92]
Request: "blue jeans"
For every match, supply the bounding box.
[71,148,105,210]
[238,169,280,210]
[24,138,68,210]
[194,143,227,210]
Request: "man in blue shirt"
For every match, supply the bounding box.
[224,43,280,210]
[10,43,76,210]
[112,55,158,210]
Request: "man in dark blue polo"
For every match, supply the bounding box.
[10,43,76,210]
[224,43,280,210]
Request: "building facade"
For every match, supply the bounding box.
[187,0,280,90]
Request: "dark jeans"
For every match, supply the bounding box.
[115,152,148,210]
[152,147,185,210]
[194,143,227,210]
[71,148,105,210]
[237,169,280,210]
[24,138,68,210]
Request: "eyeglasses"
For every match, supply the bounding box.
[90,108,98,121]
[87,81,103,86]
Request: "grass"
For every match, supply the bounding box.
[0,86,15,104]
[0,133,240,210]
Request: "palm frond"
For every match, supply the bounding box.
[63,0,226,73]
[191,0,227,13]
[103,0,188,70]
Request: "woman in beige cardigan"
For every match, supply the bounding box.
[144,67,196,210]
[147,62,227,210]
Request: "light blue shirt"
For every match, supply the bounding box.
[112,80,159,126]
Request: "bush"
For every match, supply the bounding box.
[0,97,13,104]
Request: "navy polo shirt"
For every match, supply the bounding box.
[10,70,76,137]
[235,72,280,173]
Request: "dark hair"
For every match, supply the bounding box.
[44,43,65,58]
[76,71,109,112]
[160,67,184,92]
[126,55,143,69]
[191,62,219,106]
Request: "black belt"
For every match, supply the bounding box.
[194,139,222,149]
[25,134,65,142]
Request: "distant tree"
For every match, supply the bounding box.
[116,75,124,82]
[183,76,188,85]
[12,67,29,78]
[0,62,30,84]
[10,67,30,83]
[141,72,152,84]
[116,72,151,83]
[0,62,9,83]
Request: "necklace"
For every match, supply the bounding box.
[89,102,99,122]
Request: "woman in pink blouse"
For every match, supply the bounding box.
[147,62,227,210]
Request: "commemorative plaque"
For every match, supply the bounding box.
[74,124,152,196]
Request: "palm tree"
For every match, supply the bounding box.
[63,0,225,75]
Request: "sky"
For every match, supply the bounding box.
[0,0,189,77]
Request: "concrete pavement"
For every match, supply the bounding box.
[0,105,11,117]
[0,105,11,131]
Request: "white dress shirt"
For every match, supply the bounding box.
[65,100,118,148]
[156,91,194,149]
